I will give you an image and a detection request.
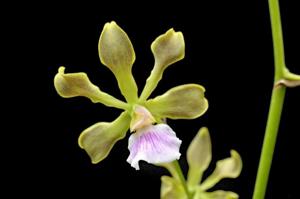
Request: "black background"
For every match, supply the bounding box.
[9,1,299,198]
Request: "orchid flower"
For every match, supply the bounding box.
[161,128,242,199]
[54,21,208,170]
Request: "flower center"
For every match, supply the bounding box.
[130,105,156,132]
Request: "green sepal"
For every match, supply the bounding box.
[140,28,185,101]
[200,150,242,191]
[54,66,128,110]
[78,111,130,164]
[187,127,212,189]
[146,84,208,120]
[98,21,138,103]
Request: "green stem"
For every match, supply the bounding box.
[252,88,285,199]
[253,0,286,198]
[173,161,192,199]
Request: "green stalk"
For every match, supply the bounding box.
[252,0,286,198]
[173,161,192,199]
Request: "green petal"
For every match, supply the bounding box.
[161,176,187,199]
[139,28,185,101]
[54,67,128,110]
[145,84,208,120]
[98,21,138,103]
[151,28,185,68]
[200,150,242,191]
[194,189,239,199]
[187,127,212,189]
[78,111,130,164]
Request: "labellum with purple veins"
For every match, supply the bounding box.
[127,105,182,170]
